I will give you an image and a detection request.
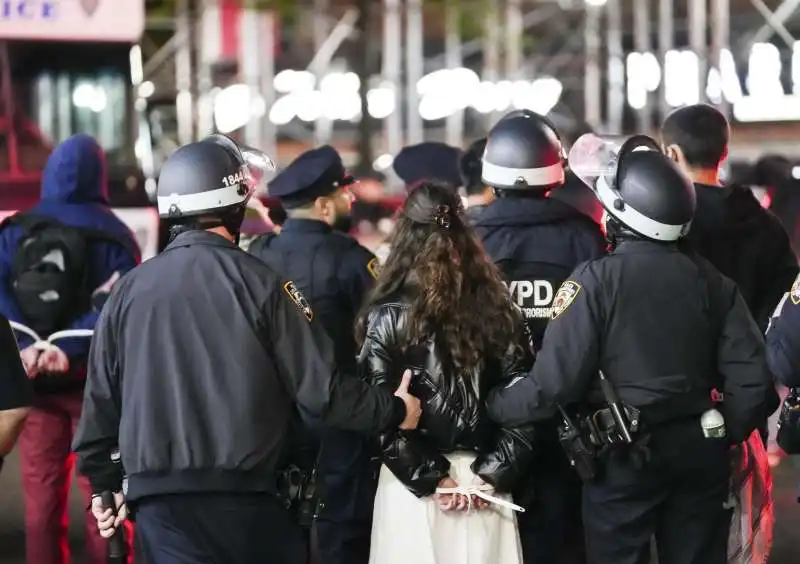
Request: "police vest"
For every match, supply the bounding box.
[499,261,574,348]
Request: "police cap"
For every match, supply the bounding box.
[392,142,463,190]
[269,145,354,209]
[482,110,565,190]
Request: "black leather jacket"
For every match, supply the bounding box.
[357,292,538,497]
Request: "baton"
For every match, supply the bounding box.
[599,371,633,444]
[99,490,127,562]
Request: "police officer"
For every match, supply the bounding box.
[72,135,421,564]
[458,137,493,225]
[248,145,381,564]
[487,134,778,564]
[392,141,463,192]
[766,274,800,388]
[474,109,605,564]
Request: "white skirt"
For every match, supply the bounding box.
[368,452,524,564]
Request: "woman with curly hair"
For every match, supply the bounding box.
[355,181,537,564]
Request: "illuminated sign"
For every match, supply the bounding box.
[0,0,144,42]
[627,41,800,122]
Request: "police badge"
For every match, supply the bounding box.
[551,280,582,319]
[791,275,800,305]
[283,281,314,322]
[80,0,100,16]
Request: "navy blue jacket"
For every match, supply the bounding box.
[0,134,140,362]
[767,276,800,388]
[474,195,606,348]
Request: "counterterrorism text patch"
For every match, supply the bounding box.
[551,280,582,320]
[283,281,314,322]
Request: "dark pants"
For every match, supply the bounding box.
[582,417,732,564]
[135,493,306,564]
[315,430,377,564]
[517,441,586,564]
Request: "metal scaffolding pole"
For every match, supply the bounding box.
[240,5,262,149]
[313,0,332,145]
[658,0,675,122]
[483,2,502,129]
[633,0,653,132]
[175,0,195,145]
[197,0,220,138]
[606,0,625,133]
[258,11,277,159]
[584,5,602,130]
[711,0,731,117]
[405,0,424,145]
[689,0,708,103]
[505,0,523,80]
[444,1,464,147]
[383,0,403,161]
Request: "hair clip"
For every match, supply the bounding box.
[433,205,452,229]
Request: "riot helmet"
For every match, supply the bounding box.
[569,134,695,242]
[156,134,277,240]
[481,109,565,191]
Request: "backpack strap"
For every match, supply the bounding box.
[3,212,139,262]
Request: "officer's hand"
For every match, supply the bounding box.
[91,492,128,538]
[469,475,491,510]
[394,370,421,430]
[37,347,69,374]
[20,346,40,379]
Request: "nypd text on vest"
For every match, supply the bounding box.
[507,280,554,318]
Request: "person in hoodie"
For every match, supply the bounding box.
[661,104,798,332]
[0,134,140,564]
[474,110,605,564]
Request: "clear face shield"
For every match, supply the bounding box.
[205,134,279,200]
[568,133,662,194]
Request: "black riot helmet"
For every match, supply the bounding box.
[569,134,696,242]
[481,109,565,191]
[156,134,277,220]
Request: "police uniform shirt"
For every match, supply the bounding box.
[487,239,776,444]
[766,273,800,388]
[474,196,606,348]
[250,145,379,368]
[0,316,31,412]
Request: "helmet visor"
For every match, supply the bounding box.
[205,134,279,194]
[568,133,662,193]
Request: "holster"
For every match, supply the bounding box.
[277,465,320,529]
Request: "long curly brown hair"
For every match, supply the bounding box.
[355,181,519,373]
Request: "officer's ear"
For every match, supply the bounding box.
[314,195,336,220]
[663,144,684,167]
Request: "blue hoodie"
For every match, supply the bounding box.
[0,134,140,365]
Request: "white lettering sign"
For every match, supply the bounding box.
[0,0,144,42]
[508,280,554,307]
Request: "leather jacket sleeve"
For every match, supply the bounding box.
[472,321,539,493]
[358,305,451,497]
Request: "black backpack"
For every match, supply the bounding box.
[2,213,134,336]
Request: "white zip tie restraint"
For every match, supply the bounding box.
[435,484,525,513]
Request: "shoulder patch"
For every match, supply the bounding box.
[367,257,380,280]
[791,275,800,305]
[283,281,314,322]
[551,280,582,320]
